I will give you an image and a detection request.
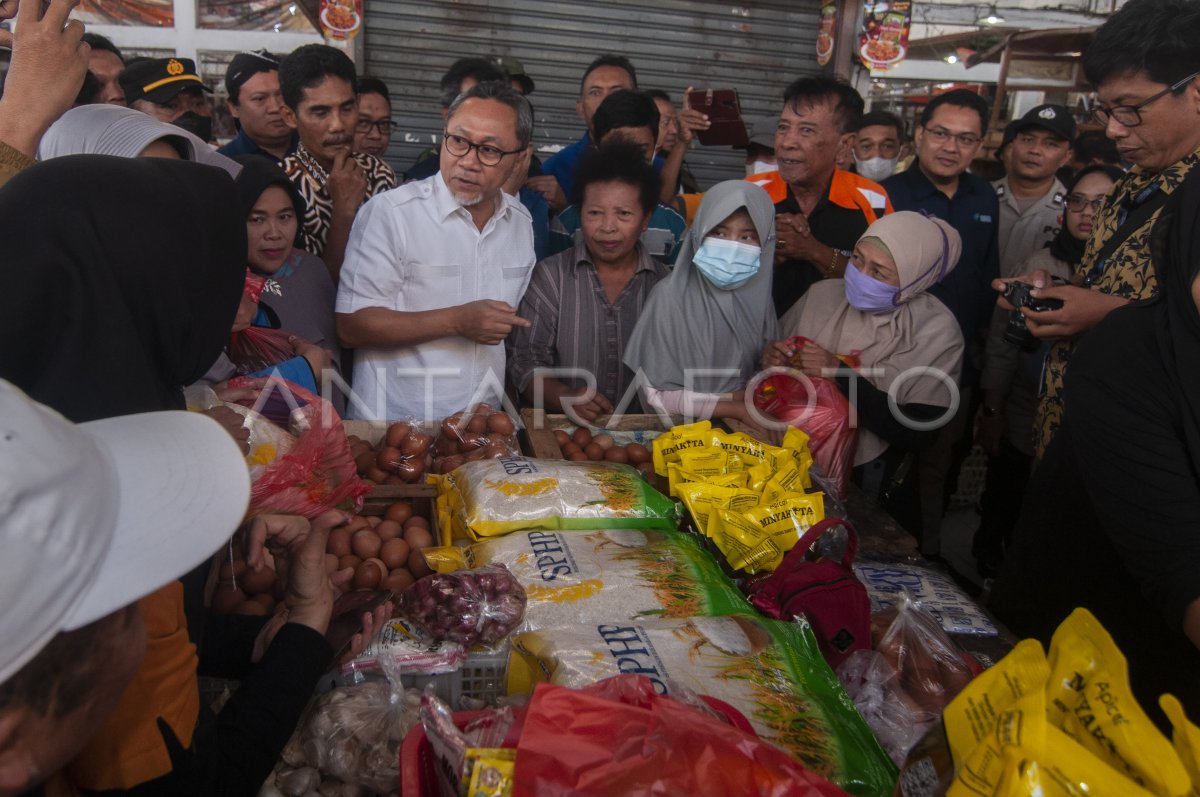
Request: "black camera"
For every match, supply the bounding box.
[1002,281,1063,351]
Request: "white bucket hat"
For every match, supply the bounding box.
[0,379,250,683]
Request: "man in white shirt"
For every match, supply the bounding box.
[335,81,536,421]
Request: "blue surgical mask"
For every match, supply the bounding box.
[693,238,762,290]
[844,260,900,313]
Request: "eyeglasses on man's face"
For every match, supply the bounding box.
[356,118,392,135]
[921,125,982,149]
[1089,71,1200,128]
[442,132,523,166]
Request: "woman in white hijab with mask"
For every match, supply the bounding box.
[764,211,963,518]
[625,180,777,425]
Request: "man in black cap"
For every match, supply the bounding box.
[119,57,213,140]
[493,55,535,95]
[218,50,297,163]
[992,103,1076,277]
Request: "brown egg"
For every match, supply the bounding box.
[593,434,615,450]
[560,442,581,458]
[351,529,381,559]
[347,515,370,532]
[364,466,390,484]
[366,515,382,528]
[380,537,411,569]
[396,458,423,482]
[439,455,465,473]
[324,553,340,574]
[626,443,651,464]
[553,430,571,447]
[232,600,269,616]
[346,434,362,447]
[211,585,246,614]
[384,501,413,524]
[572,427,593,447]
[383,569,414,594]
[636,462,656,476]
[338,554,362,571]
[472,402,494,415]
[402,432,432,457]
[467,414,487,434]
[353,559,385,590]
[408,548,433,578]
[240,565,276,596]
[385,421,413,448]
[459,432,487,450]
[487,412,515,436]
[376,445,405,472]
[604,446,630,464]
[375,519,403,541]
[441,413,466,440]
[464,447,487,462]
[569,451,589,462]
[383,474,406,486]
[404,515,430,530]
[434,436,459,458]
[217,558,246,584]
[354,450,377,474]
[403,524,433,550]
[482,443,510,459]
[584,442,605,461]
[327,526,352,557]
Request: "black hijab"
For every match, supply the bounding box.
[1047,164,1126,265]
[0,155,245,422]
[231,154,306,250]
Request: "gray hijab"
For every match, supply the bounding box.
[624,180,778,393]
[38,105,240,178]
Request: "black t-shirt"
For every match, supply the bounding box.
[772,184,875,317]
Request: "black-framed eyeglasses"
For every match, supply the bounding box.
[442,132,523,166]
[356,118,392,135]
[1065,194,1105,213]
[921,125,982,149]
[1090,70,1200,128]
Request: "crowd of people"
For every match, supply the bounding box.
[1,0,1199,791]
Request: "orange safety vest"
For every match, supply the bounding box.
[744,169,893,223]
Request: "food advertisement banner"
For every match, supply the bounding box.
[859,0,912,71]
[816,0,837,66]
[319,0,363,40]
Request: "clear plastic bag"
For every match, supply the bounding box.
[431,404,521,474]
[397,564,527,647]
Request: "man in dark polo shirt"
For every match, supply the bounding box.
[881,88,999,557]
[745,76,892,316]
[217,50,298,164]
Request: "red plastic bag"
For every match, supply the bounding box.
[512,675,850,797]
[228,375,371,518]
[229,325,296,376]
[752,338,857,499]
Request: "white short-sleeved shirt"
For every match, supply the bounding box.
[335,174,535,421]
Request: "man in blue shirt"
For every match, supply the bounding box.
[882,89,999,558]
[217,50,298,164]
[529,54,638,213]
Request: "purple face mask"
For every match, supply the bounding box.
[844,260,900,314]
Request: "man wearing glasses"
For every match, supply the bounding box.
[881,89,1000,559]
[335,82,536,421]
[994,0,1200,458]
[354,77,393,159]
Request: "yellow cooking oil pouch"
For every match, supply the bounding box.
[1045,609,1194,797]
[651,420,712,474]
[676,481,760,535]
[743,493,826,557]
[706,507,784,574]
[759,461,805,504]
[1161,695,1200,792]
[988,722,1159,797]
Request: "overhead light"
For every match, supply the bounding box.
[976,5,1005,24]
[945,54,960,64]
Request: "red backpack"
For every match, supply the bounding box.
[748,518,871,670]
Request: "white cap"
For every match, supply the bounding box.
[0,380,251,683]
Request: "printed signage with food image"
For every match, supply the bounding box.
[816,0,837,66]
[319,0,362,40]
[859,0,911,71]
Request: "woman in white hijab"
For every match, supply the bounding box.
[38,104,240,176]
[764,211,964,506]
[624,180,777,424]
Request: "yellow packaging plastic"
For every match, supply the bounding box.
[706,507,785,573]
[675,481,760,535]
[651,420,713,474]
[465,748,515,797]
[987,723,1159,797]
[1162,695,1200,791]
[760,461,805,504]
[1044,609,1193,797]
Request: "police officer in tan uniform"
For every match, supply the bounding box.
[992,104,1075,277]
